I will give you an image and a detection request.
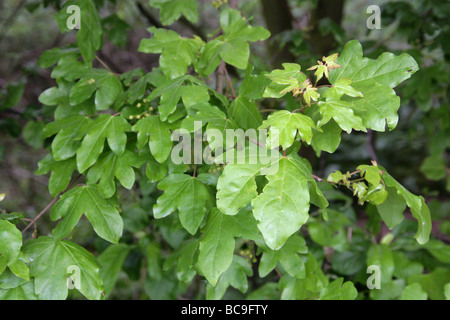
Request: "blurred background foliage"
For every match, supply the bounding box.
[0,0,449,299]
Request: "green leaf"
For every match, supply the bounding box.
[23,237,103,300]
[445,283,450,300]
[252,157,311,250]
[420,155,446,181]
[329,40,418,131]
[35,154,77,197]
[393,252,423,279]
[239,65,271,100]
[69,71,123,111]
[139,28,203,79]
[279,254,328,300]
[197,9,270,74]
[401,283,428,300]
[367,244,394,284]
[229,97,262,130]
[51,185,123,244]
[216,163,266,216]
[198,208,258,285]
[163,239,198,282]
[98,244,130,297]
[258,235,307,278]
[311,118,342,155]
[259,110,316,149]
[37,47,79,69]
[55,0,103,62]
[145,76,209,120]
[153,174,214,234]
[206,255,253,300]
[43,115,92,161]
[380,167,432,245]
[0,220,22,264]
[0,281,38,300]
[0,80,25,110]
[309,180,329,209]
[23,121,44,149]
[8,259,30,281]
[87,150,145,198]
[423,239,450,264]
[376,186,406,229]
[102,14,130,48]
[309,209,350,252]
[132,115,173,163]
[76,114,130,173]
[408,268,450,300]
[324,78,363,99]
[320,278,358,300]
[317,99,366,134]
[149,0,198,25]
[263,63,306,98]
[0,268,27,289]
[181,103,238,149]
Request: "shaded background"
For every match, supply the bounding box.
[0,0,448,299]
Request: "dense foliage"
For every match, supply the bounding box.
[0,0,449,300]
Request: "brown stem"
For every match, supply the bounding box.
[216,60,225,94]
[21,197,59,234]
[223,65,236,99]
[22,174,82,234]
[367,129,378,162]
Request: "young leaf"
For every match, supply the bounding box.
[329,40,418,131]
[263,63,306,98]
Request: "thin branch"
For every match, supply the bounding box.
[223,65,236,99]
[136,1,163,28]
[22,174,82,234]
[259,109,279,113]
[21,197,59,234]
[95,55,119,75]
[312,174,323,182]
[216,60,225,95]
[366,129,378,162]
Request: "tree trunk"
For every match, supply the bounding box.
[307,0,345,56]
[260,0,295,68]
